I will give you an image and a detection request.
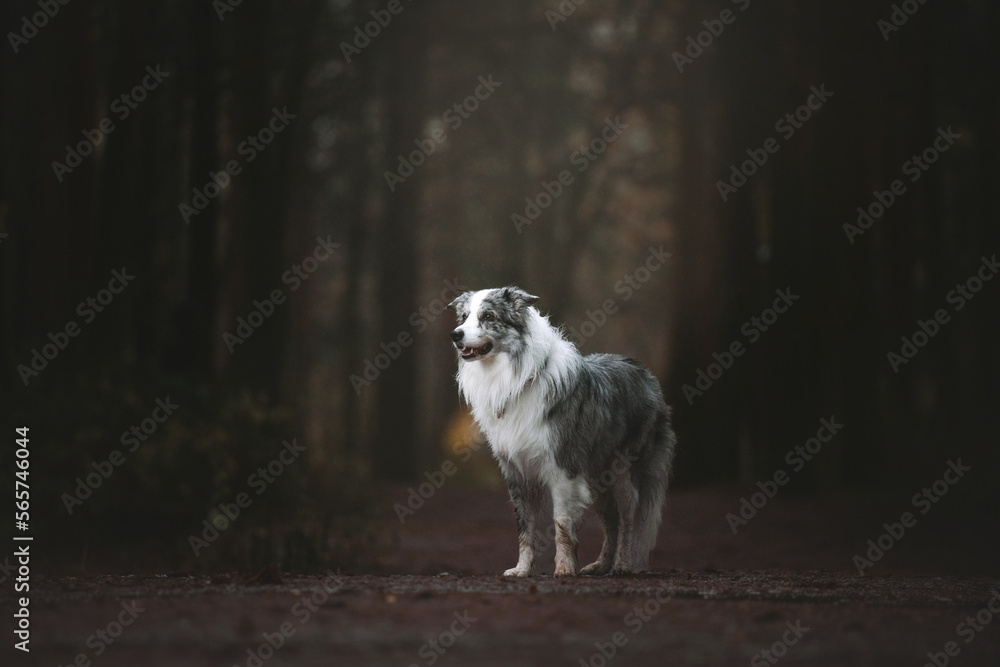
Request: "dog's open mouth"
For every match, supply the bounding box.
[459,342,493,360]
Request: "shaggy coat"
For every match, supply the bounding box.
[449,287,676,576]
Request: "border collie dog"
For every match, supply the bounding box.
[449,287,676,576]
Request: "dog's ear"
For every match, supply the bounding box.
[501,287,539,311]
[447,291,473,316]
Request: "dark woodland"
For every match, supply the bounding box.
[3,0,999,566]
[1,4,999,662]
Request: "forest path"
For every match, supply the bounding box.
[23,570,1000,667]
[14,486,1000,666]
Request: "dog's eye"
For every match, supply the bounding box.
[482,312,495,322]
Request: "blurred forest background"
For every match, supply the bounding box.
[1,0,998,572]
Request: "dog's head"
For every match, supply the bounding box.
[448,287,539,362]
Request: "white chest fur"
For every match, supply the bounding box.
[457,315,580,479]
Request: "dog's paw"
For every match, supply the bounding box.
[553,564,577,577]
[503,567,531,577]
[580,561,611,577]
[610,565,633,576]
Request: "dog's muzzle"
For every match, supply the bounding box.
[451,329,493,360]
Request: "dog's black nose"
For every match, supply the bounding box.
[451,329,464,343]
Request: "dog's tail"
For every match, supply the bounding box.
[632,408,677,571]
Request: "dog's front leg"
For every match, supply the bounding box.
[552,476,589,577]
[501,463,542,577]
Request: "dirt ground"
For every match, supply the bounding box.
[7,485,1000,666]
